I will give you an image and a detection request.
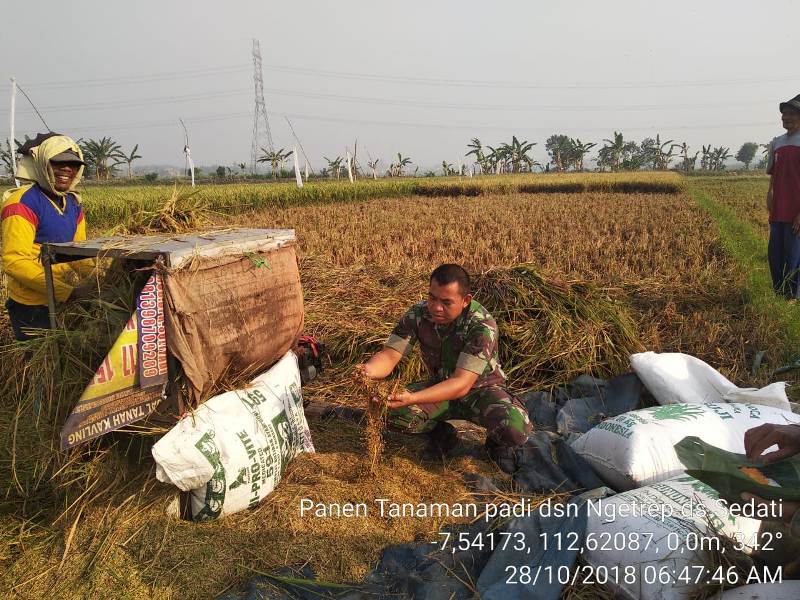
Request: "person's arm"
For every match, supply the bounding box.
[357,304,421,379]
[357,347,403,379]
[386,368,479,407]
[767,174,774,213]
[744,422,800,464]
[1,199,74,301]
[387,316,495,407]
[69,206,96,279]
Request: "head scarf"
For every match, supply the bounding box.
[16,134,84,198]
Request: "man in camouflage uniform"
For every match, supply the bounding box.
[356,264,532,464]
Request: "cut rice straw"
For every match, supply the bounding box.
[352,369,397,475]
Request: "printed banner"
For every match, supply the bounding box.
[60,272,169,450]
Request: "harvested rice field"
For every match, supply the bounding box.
[0,172,792,599]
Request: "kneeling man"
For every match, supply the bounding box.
[357,264,532,464]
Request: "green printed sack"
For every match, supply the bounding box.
[152,351,315,520]
[583,475,762,600]
[571,403,800,491]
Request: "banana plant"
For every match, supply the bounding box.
[323,156,344,179]
[258,147,294,179]
[571,139,597,171]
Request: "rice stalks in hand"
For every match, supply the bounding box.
[353,369,396,475]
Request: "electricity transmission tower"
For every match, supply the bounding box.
[250,39,274,173]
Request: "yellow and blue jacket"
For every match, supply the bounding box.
[1,183,90,306]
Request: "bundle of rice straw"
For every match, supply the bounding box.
[352,369,397,475]
[303,260,643,396]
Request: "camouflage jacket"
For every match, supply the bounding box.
[385,299,506,389]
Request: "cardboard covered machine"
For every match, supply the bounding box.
[40,228,304,450]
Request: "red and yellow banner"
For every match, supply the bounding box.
[60,272,168,450]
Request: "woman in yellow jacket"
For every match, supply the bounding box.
[2,133,93,341]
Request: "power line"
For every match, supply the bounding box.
[16,84,51,131]
[259,88,773,113]
[2,88,251,114]
[0,64,250,92]
[262,63,800,90]
[7,108,776,137]
[4,61,797,94]
[0,85,777,116]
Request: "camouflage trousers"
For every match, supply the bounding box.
[387,383,533,447]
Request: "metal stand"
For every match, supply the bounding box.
[40,245,59,329]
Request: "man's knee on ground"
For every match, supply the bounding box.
[386,405,437,433]
[483,403,531,447]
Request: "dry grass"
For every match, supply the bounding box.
[223,191,716,285]
[112,186,215,235]
[691,175,770,237]
[2,418,521,599]
[218,190,769,384]
[79,172,685,228]
[0,174,789,599]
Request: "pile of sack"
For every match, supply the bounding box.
[566,352,800,600]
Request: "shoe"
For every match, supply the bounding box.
[423,421,459,457]
[484,437,518,474]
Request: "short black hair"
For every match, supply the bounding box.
[430,264,471,296]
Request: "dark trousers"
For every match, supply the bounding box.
[5,298,50,341]
[768,222,800,299]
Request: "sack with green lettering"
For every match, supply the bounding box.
[571,403,800,491]
[152,351,315,520]
[583,475,762,600]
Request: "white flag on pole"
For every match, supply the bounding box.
[293,146,303,188]
[304,160,309,181]
[9,78,18,187]
[346,151,354,183]
[184,146,195,187]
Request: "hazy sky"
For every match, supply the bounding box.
[1,0,796,171]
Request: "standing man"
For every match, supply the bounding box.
[2,133,93,341]
[356,264,532,468]
[767,94,800,300]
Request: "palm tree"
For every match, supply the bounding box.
[390,153,412,177]
[601,131,626,172]
[257,147,293,179]
[711,146,732,171]
[367,158,380,179]
[483,145,509,174]
[676,143,698,173]
[511,136,537,173]
[466,138,489,173]
[396,153,412,176]
[323,156,344,179]
[79,137,125,180]
[571,139,596,171]
[120,144,142,179]
[642,134,678,170]
[545,135,573,172]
